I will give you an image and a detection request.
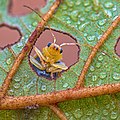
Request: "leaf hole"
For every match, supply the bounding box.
[29,29,80,80]
[115,37,120,57]
[0,24,22,49]
[8,0,46,16]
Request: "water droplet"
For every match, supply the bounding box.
[6,58,12,65]
[32,22,37,27]
[17,42,23,47]
[75,1,81,6]
[92,75,97,81]
[84,33,87,37]
[94,108,99,113]
[113,72,120,80]
[112,6,117,11]
[65,112,70,117]
[90,13,100,21]
[98,19,106,26]
[104,2,114,9]
[99,72,106,79]
[96,62,101,68]
[61,4,68,10]
[103,109,109,116]
[73,109,83,118]
[104,10,112,17]
[66,20,71,24]
[105,104,110,109]
[66,1,74,7]
[110,112,117,119]
[13,83,20,89]
[86,110,93,116]
[87,36,95,42]
[88,72,92,77]
[84,1,90,6]
[8,89,14,95]
[90,66,95,71]
[79,17,85,22]
[78,22,89,31]
[63,83,68,88]
[70,10,79,21]
[14,77,21,82]
[41,85,46,91]
[85,6,92,12]
[98,55,103,61]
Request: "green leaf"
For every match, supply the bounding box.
[0,0,120,119]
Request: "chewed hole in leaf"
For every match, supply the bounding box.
[115,37,120,57]
[0,24,22,49]
[29,29,80,80]
[8,0,46,16]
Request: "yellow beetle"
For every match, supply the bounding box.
[30,37,79,78]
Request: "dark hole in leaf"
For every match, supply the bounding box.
[29,29,80,80]
[115,37,120,57]
[8,0,46,16]
[0,24,22,49]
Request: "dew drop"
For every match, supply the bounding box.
[88,72,92,77]
[104,2,114,9]
[105,104,110,109]
[99,72,106,79]
[6,58,12,65]
[114,57,119,62]
[66,20,71,24]
[110,112,117,119]
[113,72,120,80]
[84,1,90,7]
[79,17,85,22]
[90,66,95,71]
[65,112,70,117]
[98,19,106,26]
[104,10,112,17]
[94,108,99,113]
[70,11,79,21]
[78,22,89,31]
[17,42,23,48]
[87,36,95,42]
[13,83,20,89]
[112,6,117,11]
[66,1,74,7]
[14,77,21,82]
[69,116,76,120]
[61,4,68,10]
[8,89,14,95]
[32,22,37,27]
[103,109,109,116]
[84,33,87,37]
[63,83,69,88]
[41,84,46,91]
[98,55,103,61]
[90,13,100,21]
[85,6,92,12]
[96,62,101,68]
[86,110,93,116]
[75,1,81,6]
[73,109,83,118]
[92,75,97,81]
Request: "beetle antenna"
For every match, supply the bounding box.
[23,5,57,43]
[60,43,80,47]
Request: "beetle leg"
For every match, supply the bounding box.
[52,61,68,70]
[60,42,80,47]
[30,56,45,70]
[34,46,47,67]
